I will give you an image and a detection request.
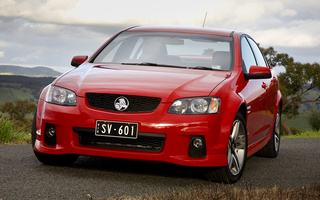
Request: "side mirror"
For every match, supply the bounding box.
[245,65,272,80]
[71,56,88,67]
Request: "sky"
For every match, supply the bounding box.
[0,0,319,73]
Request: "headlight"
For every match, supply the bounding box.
[168,97,220,114]
[45,86,77,106]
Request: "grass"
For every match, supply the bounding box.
[283,129,320,138]
[282,114,311,131]
[97,183,320,200]
[0,117,31,144]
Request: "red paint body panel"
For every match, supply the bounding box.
[34,26,282,167]
[55,64,231,102]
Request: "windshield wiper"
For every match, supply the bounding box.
[138,62,159,66]
[121,62,186,69]
[188,66,223,71]
[188,66,214,70]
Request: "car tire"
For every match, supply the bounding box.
[256,107,281,158]
[31,110,79,165]
[31,110,37,148]
[204,112,248,183]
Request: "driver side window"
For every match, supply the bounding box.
[241,37,256,73]
[247,37,267,68]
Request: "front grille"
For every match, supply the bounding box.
[74,127,166,152]
[86,93,161,112]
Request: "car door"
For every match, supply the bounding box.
[246,37,277,132]
[240,36,269,146]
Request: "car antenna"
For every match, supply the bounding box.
[202,12,207,28]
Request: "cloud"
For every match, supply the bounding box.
[0,40,9,47]
[0,0,208,26]
[0,51,4,58]
[281,9,297,17]
[253,19,320,48]
[11,50,41,62]
[0,0,319,71]
[0,0,77,24]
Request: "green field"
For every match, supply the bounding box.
[0,75,55,105]
[282,114,311,131]
[0,83,37,104]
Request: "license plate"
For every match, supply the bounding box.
[95,121,138,139]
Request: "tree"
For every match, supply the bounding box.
[260,46,320,135]
[307,106,320,131]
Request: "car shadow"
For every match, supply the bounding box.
[71,155,206,180]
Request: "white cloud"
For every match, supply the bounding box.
[0,41,9,47]
[0,0,211,26]
[281,9,297,17]
[11,50,41,62]
[0,0,77,24]
[0,51,4,58]
[253,19,320,48]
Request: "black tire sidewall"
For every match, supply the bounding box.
[272,108,281,157]
[31,110,37,148]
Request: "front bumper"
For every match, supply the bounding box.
[34,97,235,167]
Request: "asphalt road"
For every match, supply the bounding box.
[1,138,319,199]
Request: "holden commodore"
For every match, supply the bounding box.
[32,26,282,183]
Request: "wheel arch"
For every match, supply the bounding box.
[238,103,247,122]
[273,90,283,128]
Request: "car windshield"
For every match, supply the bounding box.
[92,31,233,71]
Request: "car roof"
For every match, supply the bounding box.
[127,26,236,37]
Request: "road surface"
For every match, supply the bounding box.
[1,138,319,199]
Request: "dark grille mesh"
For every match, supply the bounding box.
[74,127,165,152]
[86,93,161,112]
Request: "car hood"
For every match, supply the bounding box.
[54,64,231,102]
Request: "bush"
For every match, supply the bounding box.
[307,108,320,131]
[0,99,36,133]
[0,117,31,143]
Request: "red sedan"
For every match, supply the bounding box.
[32,26,282,183]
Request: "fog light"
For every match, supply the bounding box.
[192,137,204,149]
[46,126,56,137]
[189,136,206,158]
[45,124,56,146]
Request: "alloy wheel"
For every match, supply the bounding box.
[274,111,281,153]
[227,119,247,176]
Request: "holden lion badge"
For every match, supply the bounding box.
[114,96,129,111]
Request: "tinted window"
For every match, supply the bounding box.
[247,37,267,67]
[241,37,256,73]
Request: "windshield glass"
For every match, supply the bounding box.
[93,31,233,71]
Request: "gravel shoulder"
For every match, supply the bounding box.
[0,138,319,199]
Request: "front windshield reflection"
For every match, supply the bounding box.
[93,32,233,71]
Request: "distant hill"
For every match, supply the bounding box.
[0,75,56,104]
[0,65,61,77]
